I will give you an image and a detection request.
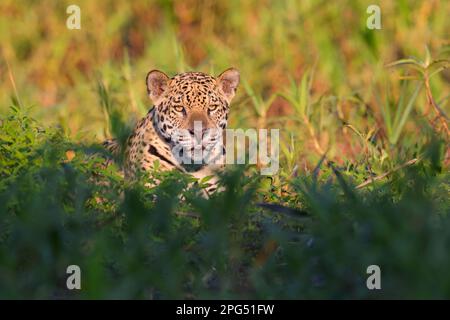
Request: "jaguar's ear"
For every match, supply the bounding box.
[146,70,170,104]
[217,68,240,103]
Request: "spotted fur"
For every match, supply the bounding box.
[103,68,240,194]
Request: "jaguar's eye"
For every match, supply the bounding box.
[173,105,185,113]
[208,104,219,112]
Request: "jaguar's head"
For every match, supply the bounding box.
[146,68,239,162]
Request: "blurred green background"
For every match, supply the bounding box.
[0,0,449,299]
[1,0,448,163]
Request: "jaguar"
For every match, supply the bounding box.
[103,68,240,194]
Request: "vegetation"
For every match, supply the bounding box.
[0,0,449,299]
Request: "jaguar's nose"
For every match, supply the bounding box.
[188,111,209,130]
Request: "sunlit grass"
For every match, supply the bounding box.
[0,0,449,299]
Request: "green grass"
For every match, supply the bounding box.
[0,0,449,299]
[0,106,449,299]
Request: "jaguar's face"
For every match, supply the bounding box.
[146,69,239,161]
